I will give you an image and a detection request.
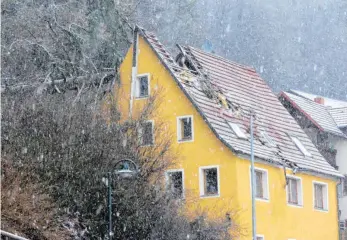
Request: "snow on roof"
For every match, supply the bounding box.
[328,107,347,128]
[280,91,346,137]
[136,26,342,178]
[290,89,347,108]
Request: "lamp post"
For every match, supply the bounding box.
[104,159,139,240]
[250,112,257,240]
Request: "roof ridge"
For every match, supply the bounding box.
[289,89,347,105]
[329,106,347,110]
[185,45,256,72]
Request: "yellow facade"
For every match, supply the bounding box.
[116,35,339,240]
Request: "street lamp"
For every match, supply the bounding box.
[104,159,139,240]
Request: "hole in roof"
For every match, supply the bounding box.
[217,93,229,109]
[290,136,312,157]
[175,52,197,73]
[227,122,247,139]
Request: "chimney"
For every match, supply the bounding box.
[314,96,325,105]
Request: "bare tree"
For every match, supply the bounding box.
[1,158,70,239]
[1,80,242,239]
[1,0,135,93]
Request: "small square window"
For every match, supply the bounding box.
[253,169,269,200]
[291,136,312,157]
[200,166,219,197]
[314,182,328,211]
[166,170,184,199]
[177,116,193,142]
[286,176,303,206]
[227,122,247,139]
[136,74,149,98]
[139,121,154,145]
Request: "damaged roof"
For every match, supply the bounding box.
[135,26,342,178]
[280,91,346,137]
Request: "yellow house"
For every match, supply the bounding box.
[115,26,342,240]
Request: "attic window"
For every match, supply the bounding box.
[260,131,276,147]
[227,122,247,139]
[291,136,312,157]
[136,74,150,98]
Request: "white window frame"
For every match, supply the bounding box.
[286,175,303,207]
[227,121,247,139]
[290,136,312,157]
[199,165,220,198]
[256,234,265,240]
[165,169,185,199]
[138,120,154,146]
[249,167,270,202]
[313,181,329,212]
[177,115,194,143]
[135,73,150,99]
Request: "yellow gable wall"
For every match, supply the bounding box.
[116,35,339,240]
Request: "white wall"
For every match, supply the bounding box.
[335,139,347,220]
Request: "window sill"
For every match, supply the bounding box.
[256,197,270,203]
[178,138,193,143]
[287,203,303,208]
[200,194,220,199]
[314,207,329,213]
[140,143,154,147]
[135,96,149,100]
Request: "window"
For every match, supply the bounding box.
[227,122,247,139]
[253,169,269,200]
[177,116,193,142]
[166,170,184,199]
[199,166,220,197]
[136,74,149,98]
[286,176,303,206]
[139,121,154,145]
[337,175,347,197]
[344,175,347,196]
[313,182,328,211]
[260,131,276,147]
[256,235,264,240]
[291,136,312,157]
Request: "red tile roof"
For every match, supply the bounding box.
[136,26,342,178]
